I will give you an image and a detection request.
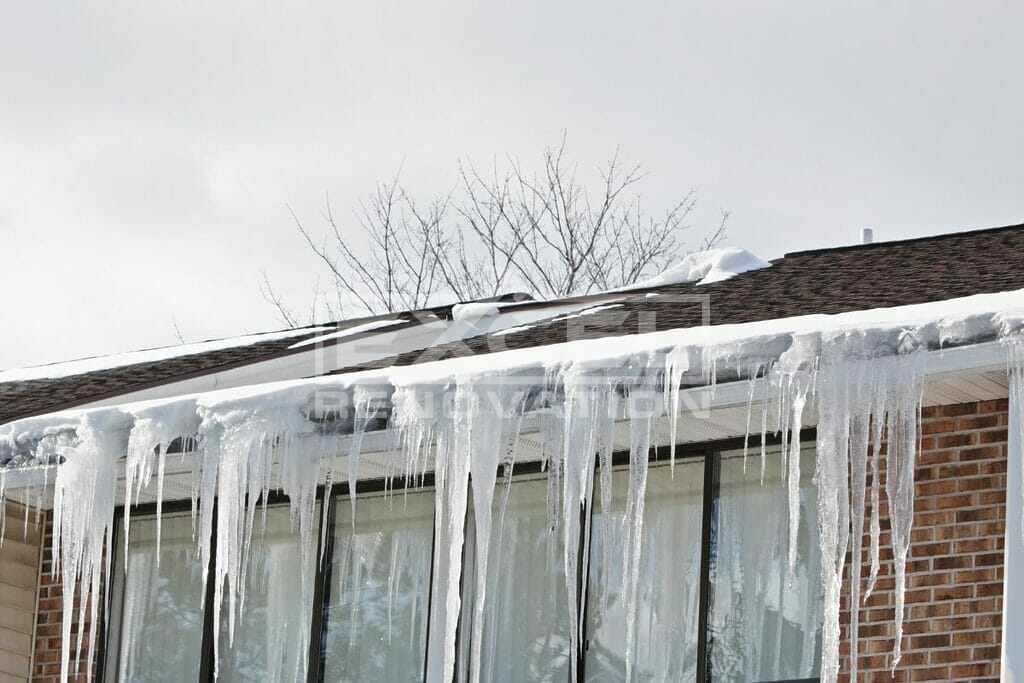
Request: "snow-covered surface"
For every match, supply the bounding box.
[624,246,770,289]
[450,302,500,322]
[546,303,624,323]
[286,319,405,348]
[491,325,534,336]
[4,287,1024,682]
[0,327,334,382]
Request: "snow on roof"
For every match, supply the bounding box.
[287,319,406,349]
[622,246,770,289]
[450,302,501,322]
[0,326,334,383]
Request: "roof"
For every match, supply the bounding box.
[0,295,528,426]
[334,222,1024,371]
[3,222,1024,426]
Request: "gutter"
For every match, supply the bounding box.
[0,339,1009,499]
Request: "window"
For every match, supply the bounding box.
[104,440,822,682]
[106,512,205,682]
[460,475,571,682]
[708,448,823,682]
[321,490,433,680]
[217,505,318,682]
[585,458,705,681]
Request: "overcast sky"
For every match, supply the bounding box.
[2,0,1022,370]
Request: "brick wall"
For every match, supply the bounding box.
[839,398,1007,682]
[32,511,101,682]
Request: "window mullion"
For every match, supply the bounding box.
[307,489,337,683]
[199,500,219,683]
[695,448,720,683]
[97,508,124,682]
[422,501,439,683]
[573,457,599,683]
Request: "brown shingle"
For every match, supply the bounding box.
[339,222,1024,372]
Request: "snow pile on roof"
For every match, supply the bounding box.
[450,302,501,322]
[3,288,1024,683]
[627,246,770,289]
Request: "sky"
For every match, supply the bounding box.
[2,0,1023,370]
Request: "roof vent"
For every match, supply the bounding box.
[861,228,874,245]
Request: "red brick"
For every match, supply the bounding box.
[837,400,1007,681]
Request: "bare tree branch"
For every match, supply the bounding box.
[259,271,300,327]
[265,138,729,320]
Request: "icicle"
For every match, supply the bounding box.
[883,350,926,671]
[348,386,375,532]
[400,378,473,682]
[621,356,657,683]
[846,364,870,683]
[741,362,761,466]
[813,335,925,682]
[390,385,436,489]
[864,379,887,599]
[122,402,200,566]
[467,378,525,683]
[194,395,325,681]
[665,346,695,472]
[278,431,334,680]
[557,365,611,682]
[50,411,132,683]
[769,336,817,579]
[596,378,617,614]
[814,357,851,683]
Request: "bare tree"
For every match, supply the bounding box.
[264,137,727,321]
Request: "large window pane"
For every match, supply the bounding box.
[585,459,705,681]
[218,505,318,682]
[708,448,823,682]
[461,476,571,682]
[321,490,433,681]
[107,512,205,682]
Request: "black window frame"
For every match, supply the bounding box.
[99,430,820,683]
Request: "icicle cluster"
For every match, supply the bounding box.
[813,333,926,680]
[4,317,1023,683]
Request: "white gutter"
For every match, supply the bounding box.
[1,340,1010,499]
[1003,380,1022,683]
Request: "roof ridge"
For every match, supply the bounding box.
[783,221,1024,258]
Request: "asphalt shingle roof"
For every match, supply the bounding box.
[0,318,416,426]
[334,222,1024,371]
[4,223,1024,426]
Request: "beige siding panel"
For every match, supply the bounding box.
[0,542,38,570]
[0,609,32,639]
[0,648,29,678]
[0,586,33,614]
[0,631,29,661]
[0,503,41,682]
[0,563,34,593]
[1,505,41,547]
[0,670,28,683]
